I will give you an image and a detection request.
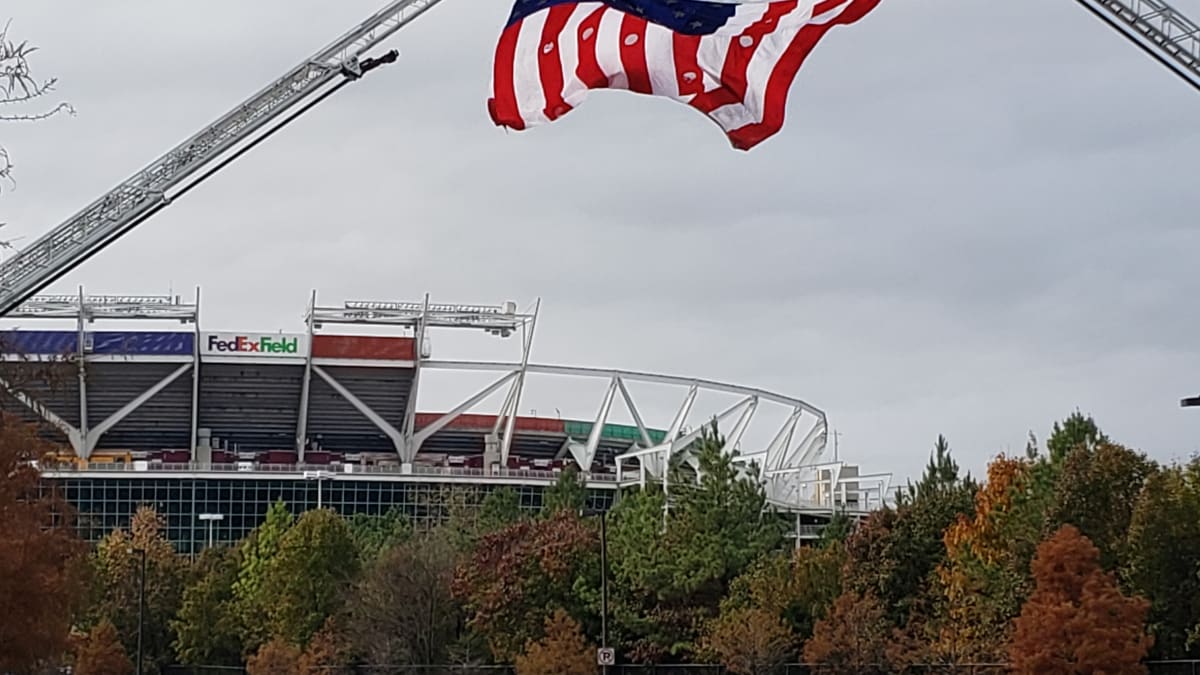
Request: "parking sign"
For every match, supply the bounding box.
[597,647,616,666]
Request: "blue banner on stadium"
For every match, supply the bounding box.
[0,331,77,354]
[91,332,194,355]
[0,330,194,356]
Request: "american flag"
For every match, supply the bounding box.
[488,0,882,150]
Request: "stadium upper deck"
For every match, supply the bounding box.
[6,289,890,520]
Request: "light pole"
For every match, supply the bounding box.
[198,513,224,549]
[126,547,146,675]
[581,507,610,673]
[304,470,335,509]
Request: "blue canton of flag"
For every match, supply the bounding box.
[506,0,738,35]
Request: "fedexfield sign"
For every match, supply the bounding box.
[201,332,307,357]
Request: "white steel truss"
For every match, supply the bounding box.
[417,360,885,514]
[1076,0,1200,91]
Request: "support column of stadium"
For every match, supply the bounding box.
[399,294,430,464]
[76,287,88,450]
[577,378,620,471]
[497,298,540,467]
[616,378,654,449]
[295,289,318,461]
[189,287,202,458]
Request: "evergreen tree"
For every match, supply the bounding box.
[1047,410,1108,464]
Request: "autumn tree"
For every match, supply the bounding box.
[1044,441,1155,570]
[844,435,975,628]
[452,509,599,661]
[1009,525,1153,674]
[513,609,595,675]
[245,637,302,675]
[89,506,186,675]
[171,545,244,666]
[1124,462,1200,658]
[299,617,351,675]
[699,607,795,675]
[934,453,1051,663]
[720,542,845,641]
[345,530,461,665]
[0,413,85,672]
[260,507,360,647]
[74,619,133,675]
[802,590,892,674]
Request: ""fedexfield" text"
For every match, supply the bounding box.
[206,335,299,354]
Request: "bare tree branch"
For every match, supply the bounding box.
[0,19,72,208]
[0,19,74,121]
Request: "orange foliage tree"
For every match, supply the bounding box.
[700,607,795,675]
[452,510,598,661]
[245,637,302,675]
[513,609,595,675]
[1009,525,1153,674]
[934,454,1038,662]
[0,412,85,672]
[802,590,892,674]
[73,619,133,675]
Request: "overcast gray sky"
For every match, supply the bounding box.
[2,0,1198,484]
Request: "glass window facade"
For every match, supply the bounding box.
[44,476,616,556]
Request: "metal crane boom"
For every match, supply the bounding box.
[0,0,443,317]
[1076,0,1200,91]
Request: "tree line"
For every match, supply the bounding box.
[2,411,1198,674]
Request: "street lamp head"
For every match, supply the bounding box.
[1183,395,1200,408]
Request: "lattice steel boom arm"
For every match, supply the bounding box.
[1076,0,1200,91]
[0,0,444,317]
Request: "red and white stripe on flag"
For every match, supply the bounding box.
[488,0,882,150]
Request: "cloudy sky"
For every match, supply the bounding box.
[2,0,1198,484]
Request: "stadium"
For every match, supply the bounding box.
[9,289,890,554]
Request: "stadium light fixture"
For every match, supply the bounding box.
[314,296,530,337]
[198,513,224,549]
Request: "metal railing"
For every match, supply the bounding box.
[37,460,621,483]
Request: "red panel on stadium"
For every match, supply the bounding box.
[311,335,415,360]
